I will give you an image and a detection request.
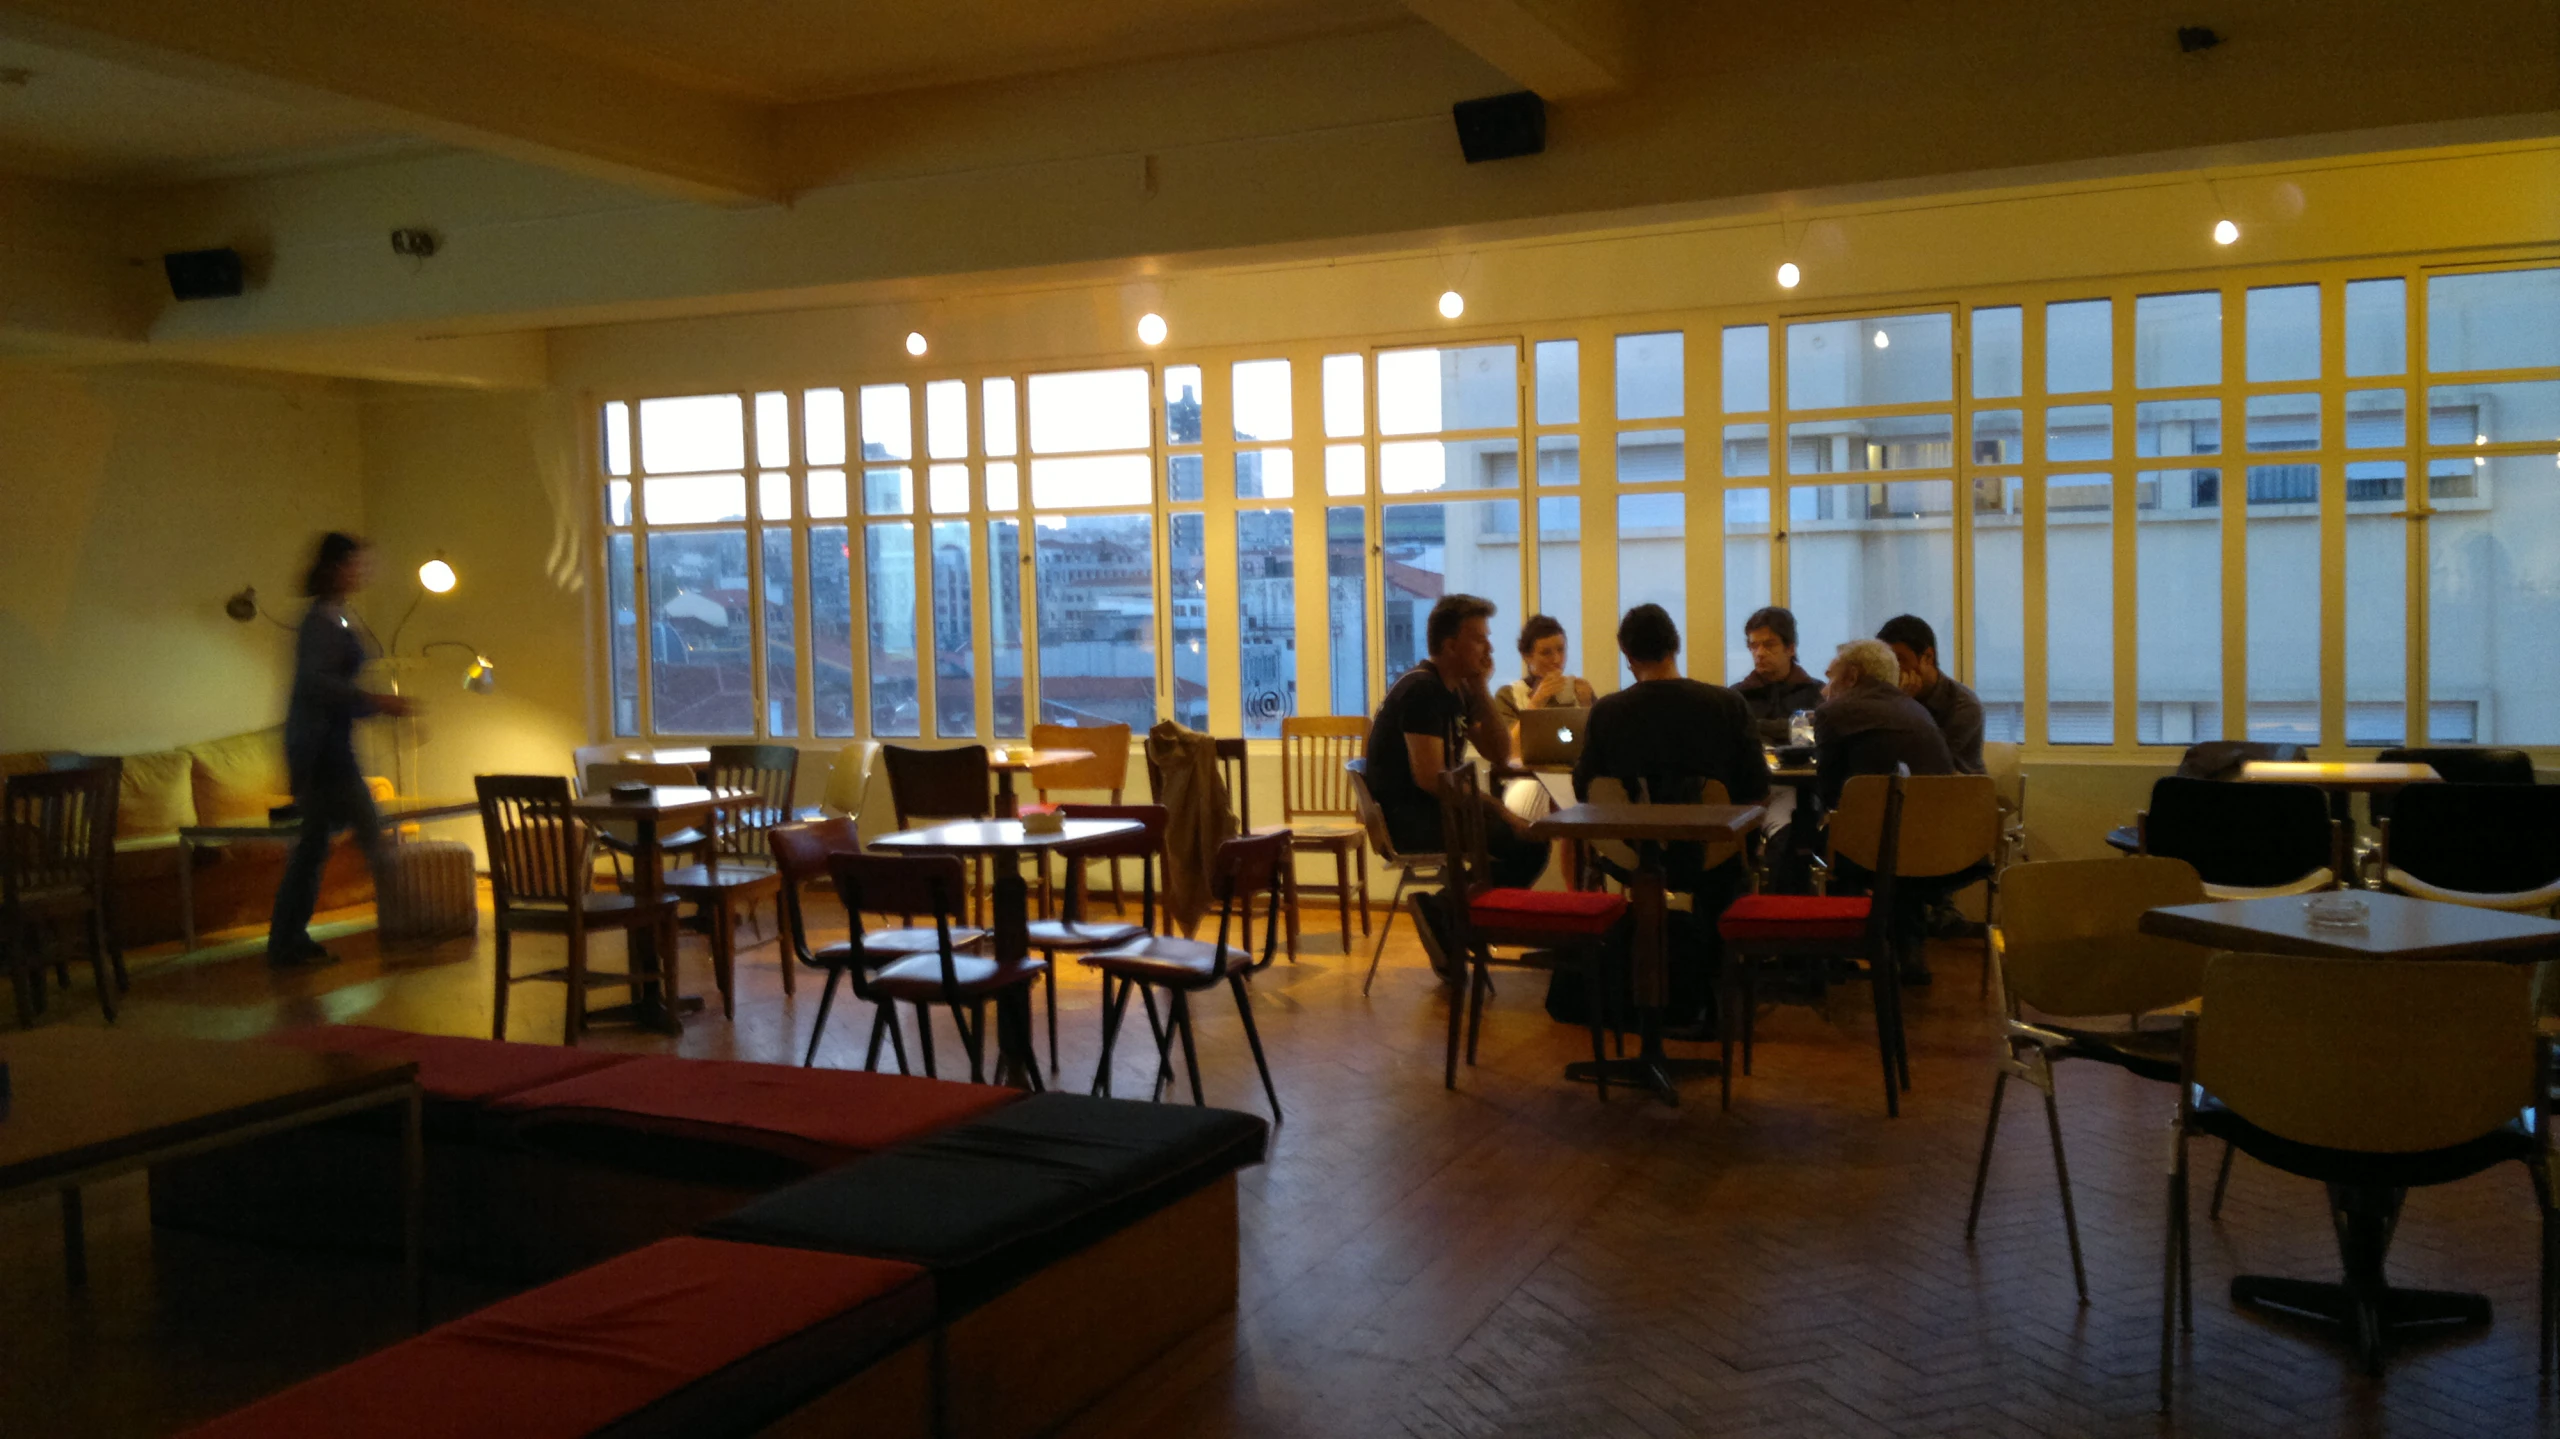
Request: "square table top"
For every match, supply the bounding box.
[0,1028,417,1193]
[986,747,1093,773]
[180,797,479,841]
[873,817,1143,854]
[567,784,754,821]
[1529,803,1764,843]
[2139,891,2560,963]
[2239,760,2440,791]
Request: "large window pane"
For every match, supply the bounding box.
[647,530,754,735]
[1616,332,1683,420]
[2135,291,2221,388]
[2246,394,2321,453]
[639,394,744,474]
[1536,435,1579,486]
[1722,424,1769,477]
[2344,464,2406,747]
[932,521,974,737]
[1535,340,1579,425]
[2135,399,2221,459]
[1029,369,1149,453]
[805,388,846,466]
[2428,381,2560,445]
[2045,474,2113,744]
[1786,415,1952,473]
[1723,489,1772,687]
[865,524,918,737]
[763,529,797,737]
[1165,366,1202,445]
[1785,314,1952,408]
[1537,497,1581,674]
[608,532,638,735]
[1323,354,1364,438]
[2136,471,2219,745]
[2345,279,2406,378]
[1971,478,2024,742]
[755,392,789,467]
[1235,448,1293,499]
[1378,344,1518,435]
[1238,511,1296,737]
[1785,480,1955,668]
[1722,326,1770,413]
[1616,430,1683,482]
[1380,500,1521,675]
[2046,300,2113,395]
[1233,360,1290,442]
[1380,438,1519,493]
[2045,406,2112,462]
[810,527,853,737]
[1035,514,1156,730]
[645,474,746,524]
[1971,411,2023,465]
[983,379,1017,457]
[1031,454,1151,507]
[603,401,632,476]
[1617,492,1684,683]
[2429,269,2560,373]
[2430,457,2559,745]
[2247,285,2321,383]
[988,520,1023,736]
[861,385,911,462]
[1328,506,1367,714]
[1170,515,1207,731]
[1972,307,2023,399]
[926,380,967,460]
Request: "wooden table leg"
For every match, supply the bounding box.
[994,770,1020,819]
[988,854,1039,1088]
[1561,848,1718,1107]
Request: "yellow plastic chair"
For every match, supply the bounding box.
[2159,954,2551,1404]
[1964,857,2209,1302]
[1828,772,2002,991]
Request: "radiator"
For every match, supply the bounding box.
[379,839,479,942]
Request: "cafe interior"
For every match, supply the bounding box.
[4,3,2560,1435]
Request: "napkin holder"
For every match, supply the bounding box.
[1019,809,1066,836]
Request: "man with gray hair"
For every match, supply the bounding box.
[1812,637,1953,811]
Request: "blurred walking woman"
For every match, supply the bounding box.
[266,532,412,966]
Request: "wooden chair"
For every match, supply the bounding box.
[2160,954,2550,1401]
[1273,715,1371,956]
[3,760,122,1026]
[1024,803,1163,1074]
[881,743,992,922]
[1963,856,2209,1303]
[1024,722,1131,911]
[1083,828,1286,1119]
[477,774,679,1046]
[1346,759,1445,994]
[1718,772,1910,1115]
[769,817,989,1070]
[1435,764,1628,1097]
[827,849,1042,1086]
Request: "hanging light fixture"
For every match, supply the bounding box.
[1776,261,1801,289]
[1136,312,1168,346]
[2212,218,2240,246]
[1438,290,1466,319]
[904,331,928,357]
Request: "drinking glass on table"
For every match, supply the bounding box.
[1788,710,1815,748]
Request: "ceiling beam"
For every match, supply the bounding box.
[1400,0,1631,98]
[0,0,781,204]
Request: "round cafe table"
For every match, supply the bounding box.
[870,817,1142,1088]
[986,748,1094,818]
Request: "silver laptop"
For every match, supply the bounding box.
[1517,707,1590,767]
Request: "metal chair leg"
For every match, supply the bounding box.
[2209,1140,2237,1219]
[804,967,844,1067]
[1229,972,1282,1121]
[2043,1082,2090,1304]
[1364,868,1411,994]
[913,1001,939,1078]
[1173,990,1206,1106]
[1964,1070,2009,1239]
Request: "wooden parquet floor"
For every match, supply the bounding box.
[6,890,2557,1438]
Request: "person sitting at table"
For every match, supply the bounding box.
[1876,613,1984,775]
[1365,594,1552,972]
[1576,601,1770,891]
[1815,637,1958,981]
[1493,614,1597,738]
[1734,605,1828,744]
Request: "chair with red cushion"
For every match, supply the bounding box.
[769,818,988,1070]
[1435,765,1628,1097]
[1022,803,1164,1075]
[828,850,1043,1087]
[1081,828,1286,1120]
[1717,771,1909,1115]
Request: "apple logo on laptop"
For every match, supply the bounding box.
[1556,727,1573,744]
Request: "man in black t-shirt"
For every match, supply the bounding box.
[1363,594,1548,890]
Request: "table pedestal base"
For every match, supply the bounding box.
[1565,1047,1722,1107]
[584,993,704,1035]
[2227,1182,2491,1375]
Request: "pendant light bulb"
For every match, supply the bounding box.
[1136,312,1168,346]
[2213,218,2240,245]
[1438,290,1465,320]
[1776,261,1801,290]
[1872,330,1891,350]
[904,331,928,357]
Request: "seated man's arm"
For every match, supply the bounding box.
[1946,689,1986,773]
[1463,684,1518,773]
[1723,700,1773,805]
[1403,731,1450,794]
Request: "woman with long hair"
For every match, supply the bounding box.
[266,532,413,966]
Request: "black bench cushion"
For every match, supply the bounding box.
[700,1094,1266,1312]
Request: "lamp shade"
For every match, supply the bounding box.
[461,655,497,694]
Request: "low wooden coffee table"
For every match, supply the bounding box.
[0,1028,424,1326]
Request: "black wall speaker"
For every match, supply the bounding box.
[1452,91,1546,164]
[163,248,244,301]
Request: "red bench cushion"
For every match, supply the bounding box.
[1717,893,1872,942]
[263,1025,634,1105]
[1469,887,1627,937]
[178,1237,931,1439]
[489,1056,1021,1171]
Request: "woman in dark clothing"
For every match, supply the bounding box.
[267,532,413,966]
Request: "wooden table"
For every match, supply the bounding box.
[174,797,479,954]
[986,748,1094,818]
[0,1028,425,1326]
[568,784,754,1031]
[2139,889,2560,1353]
[871,817,1142,1087]
[1528,802,1764,1105]
[2139,891,2560,963]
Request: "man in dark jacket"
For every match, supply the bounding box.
[1812,637,1954,809]
[1734,605,1828,744]
[1876,614,1984,775]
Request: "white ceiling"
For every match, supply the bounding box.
[0,35,419,184]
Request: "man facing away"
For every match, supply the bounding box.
[1875,613,1984,775]
[1734,605,1828,744]
[1813,637,1958,982]
[1576,600,1770,911]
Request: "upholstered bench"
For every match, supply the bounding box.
[150,1026,637,1269]
[704,1093,1268,1439]
[483,1056,1022,1278]
[176,1237,935,1439]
